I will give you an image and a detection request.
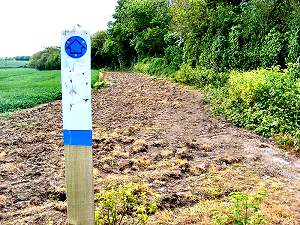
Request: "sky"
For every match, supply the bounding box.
[0,0,118,57]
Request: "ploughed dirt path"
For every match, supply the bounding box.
[0,72,299,224]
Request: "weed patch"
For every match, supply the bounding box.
[212,191,268,225]
[95,182,158,225]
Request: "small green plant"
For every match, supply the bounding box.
[93,80,110,90]
[212,191,268,225]
[95,182,158,225]
[47,218,54,225]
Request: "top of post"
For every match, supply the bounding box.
[62,24,90,37]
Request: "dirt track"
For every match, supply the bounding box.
[0,72,299,224]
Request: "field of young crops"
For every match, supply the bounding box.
[0,68,99,113]
[0,59,28,68]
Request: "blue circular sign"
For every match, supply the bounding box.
[65,36,87,58]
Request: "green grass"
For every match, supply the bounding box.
[0,68,99,113]
[0,59,28,68]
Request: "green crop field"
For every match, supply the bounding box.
[0,59,28,68]
[0,68,99,113]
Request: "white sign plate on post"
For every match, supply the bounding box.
[61,30,92,132]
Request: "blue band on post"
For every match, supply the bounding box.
[63,130,93,146]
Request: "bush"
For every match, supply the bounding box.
[174,64,196,84]
[95,182,158,225]
[134,57,177,76]
[134,58,153,74]
[287,30,300,64]
[93,80,110,89]
[260,27,286,68]
[174,64,229,87]
[212,190,268,225]
[147,58,167,75]
[164,45,183,70]
[209,66,300,150]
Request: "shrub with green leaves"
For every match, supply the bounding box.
[260,28,285,68]
[287,30,300,64]
[212,191,268,225]
[93,80,110,90]
[209,66,300,150]
[164,45,183,70]
[174,64,229,87]
[95,182,158,225]
[134,57,177,76]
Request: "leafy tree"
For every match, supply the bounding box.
[91,31,111,68]
[95,0,300,71]
[169,0,300,71]
[29,47,60,70]
[105,0,171,67]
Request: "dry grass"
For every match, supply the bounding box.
[96,174,142,188]
[130,139,148,154]
[1,162,18,172]
[0,195,8,207]
[91,125,299,225]
[150,163,299,224]
[0,151,6,161]
[112,144,130,158]
[150,200,227,225]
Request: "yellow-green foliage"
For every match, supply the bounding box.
[93,80,110,90]
[214,66,300,150]
[47,218,54,225]
[95,182,158,225]
[174,64,228,87]
[228,69,270,106]
[134,60,152,74]
[174,64,196,84]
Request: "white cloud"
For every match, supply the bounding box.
[0,0,118,57]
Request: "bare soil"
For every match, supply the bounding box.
[0,72,299,224]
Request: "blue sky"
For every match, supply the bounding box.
[0,0,118,57]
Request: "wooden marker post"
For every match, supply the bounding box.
[61,29,94,225]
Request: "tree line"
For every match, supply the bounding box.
[29,0,300,71]
[93,0,300,72]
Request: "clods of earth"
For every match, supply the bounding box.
[0,72,299,224]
